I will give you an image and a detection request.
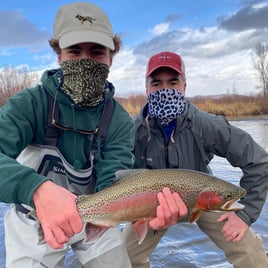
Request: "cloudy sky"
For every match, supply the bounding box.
[0,0,268,97]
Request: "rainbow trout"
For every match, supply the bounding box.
[75,169,246,244]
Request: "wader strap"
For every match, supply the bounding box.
[99,99,114,142]
[15,204,30,214]
[44,91,62,146]
[15,204,35,220]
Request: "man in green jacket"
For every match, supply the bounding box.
[123,51,268,268]
[0,4,187,268]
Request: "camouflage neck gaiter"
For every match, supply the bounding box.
[60,58,109,107]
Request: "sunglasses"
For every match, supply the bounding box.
[51,90,98,135]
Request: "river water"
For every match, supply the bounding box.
[0,117,267,267]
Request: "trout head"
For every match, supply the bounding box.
[189,187,246,222]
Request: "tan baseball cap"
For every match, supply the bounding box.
[53,2,115,50]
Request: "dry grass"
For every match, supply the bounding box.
[1,66,267,118]
[116,94,147,116]
[191,95,268,117]
[116,94,268,118]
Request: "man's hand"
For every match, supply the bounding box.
[33,181,83,249]
[217,211,249,242]
[149,187,188,230]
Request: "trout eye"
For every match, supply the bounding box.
[225,192,232,199]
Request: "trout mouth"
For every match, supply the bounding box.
[221,199,245,211]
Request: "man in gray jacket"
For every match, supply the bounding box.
[123,51,268,268]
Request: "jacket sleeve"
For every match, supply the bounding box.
[94,101,134,192]
[201,115,268,225]
[224,124,268,225]
[0,89,50,206]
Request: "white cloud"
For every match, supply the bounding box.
[185,50,259,97]
[109,48,146,97]
[150,22,170,36]
[0,49,13,57]
[110,23,265,98]
[252,1,268,10]
[33,53,59,69]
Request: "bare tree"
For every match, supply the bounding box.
[0,65,39,106]
[252,43,268,96]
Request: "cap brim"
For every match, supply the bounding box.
[59,30,115,50]
[146,64,184,77]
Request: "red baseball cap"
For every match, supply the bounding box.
[146,51,185,78]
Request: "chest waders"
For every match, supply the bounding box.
[16,90,114,213]
[4,85,132,267]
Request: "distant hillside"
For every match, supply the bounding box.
[187,94,252,100]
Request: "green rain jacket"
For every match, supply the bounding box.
[134,102,268,226]
[0,69,134,207]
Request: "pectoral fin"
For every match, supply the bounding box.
[85,223,109,242]
[133,221,149,245]
[189,209,202,223]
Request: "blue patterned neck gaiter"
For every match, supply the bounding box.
[147,88,186,126]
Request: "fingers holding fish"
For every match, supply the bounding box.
[42,225,66,249]
[148,188,173,229]
[59,220,77,238]
[70,204,84,235]
[172,190,188,219]
[48,209,83,246]
[148,205,166,229]
[149,187,188,230]
[158,187,176,226]
[40,217,79,248]
[162,187,188,222]
[32,181,84,248]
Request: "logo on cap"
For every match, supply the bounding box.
[159,53,171,61]
[75,14,96,25]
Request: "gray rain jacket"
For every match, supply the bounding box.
[134,102,268,226]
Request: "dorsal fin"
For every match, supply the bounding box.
[114,169,147,182]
